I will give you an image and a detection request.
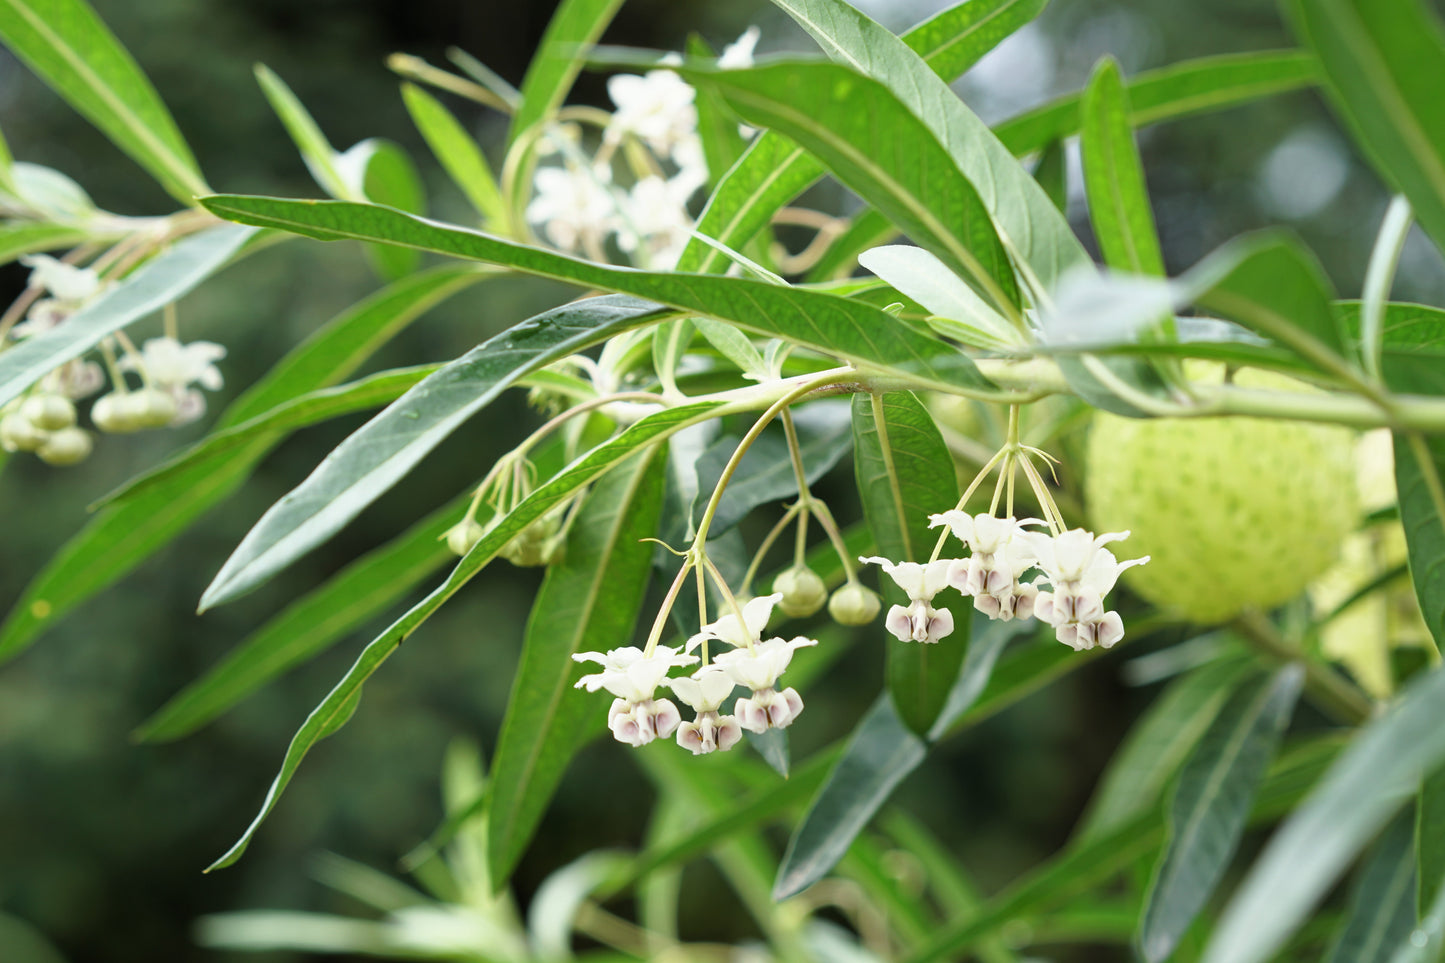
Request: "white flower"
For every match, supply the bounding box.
[40,359,104,400]
[20,254,100,302]
[735,687,805,733]
[608,697,682,747]
[525,164,618,253]
[860,556,958,643]
[666,664,737,713]
[10,299,70,340]
[667,665,744,754]
[719,27,761,68]
[123,337,226,391]
[573,644,697,702]
[607,69,699,157]
[930,513,1044,622]
[1021,529,1148,651]
[712,636,817,691]
[677,712,743,754]
[615,176,695,269]
[686,592,781,651]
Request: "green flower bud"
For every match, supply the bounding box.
[446,519,484,557]
[131,387,179,429]
[36,426,93,466]
[773,565,827,618]
[828,581,882,626]
[92,392,146,433]
[499,510,565,568]
[0,412,46,452]
[20,393,76,431]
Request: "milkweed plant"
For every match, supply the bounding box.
[3,0,1445,960]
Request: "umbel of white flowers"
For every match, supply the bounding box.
[573,593,818,753]
[865,513,1149,651]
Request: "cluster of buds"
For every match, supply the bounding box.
[574,592,818,754]
[443,453,569,568]
[866,513,1148,652]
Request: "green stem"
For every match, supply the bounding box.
[1232,611,1372,725]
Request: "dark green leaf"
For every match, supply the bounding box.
[1138,665,1304,963]
[349,138,426,278]
[1081,56,1165,277]
[687,34,747,188]
[0,0,208,202]
[1395,433,1445,653]
[1285,0,1445,255]
[1033,140,1067,215]
[850,391,963,734]
[487,446,665,890]
[507,0,624,146]
[1325,809,1416,963]
[1419,767,1445,918]
[1202,665,1445,963]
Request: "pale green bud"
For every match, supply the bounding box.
[446,519,484,557]
[20,393,76,431]
[773,565,828,618]
[131,387,179,429]
[36,426,93,466]
[828,581,882,626]
[0,412,46,452]
[92,392,146,433]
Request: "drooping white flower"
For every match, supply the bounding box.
[1021,528,1148,650]
[714,636,818,733]
[575,644,697,747]
[860,556,957,643]
[686,592,781,651]
[668,665,743,754]
[10,299,71,340]
[718,26,761,68]
[20,254,100,302]
[608,697,683,747]
[930,512,1044,621]
[40,359,105,400]
[118,337,226,426]
[615,175,695,269]
[606,69,699,158]
[525,164,618,253]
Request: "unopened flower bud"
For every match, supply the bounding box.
[500,511,564,567]
[446,519,484,557]
[36,426,92,466]
[828,581,881,625]
[773,564,827,618]
[19,393,76,431]
[0,412,46,452]
[91,392,146,433]
[131,387,179,428]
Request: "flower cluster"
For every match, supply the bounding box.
[573,592,818,753]
[865,513,1148,652]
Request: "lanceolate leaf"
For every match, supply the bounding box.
[507,0,624,146]
[207,401,723,870]
[401,82,506,226]
[1285,0,1445,255]
[132,494,466,743]
[1202,665,1445,963]
[198,295,679,610]
[1137,665,1304,963]
[851,391,963,735]
[487,447,665,890]
[1419,767,1445,917]
[1081,57,1165,277]
[1394,433,1445,652]
[0,223,255,409]
[0,0,208,202]
[0,222,91,265]
[1324,809,1416,963]
[683,60,1019,314]
[0,266,481,664]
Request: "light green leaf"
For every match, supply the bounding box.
[529,851,632,961]
[0,223,254,410]
[1202,665,1445,963]
[7,160,97,222]
[1419,768,1445,918]
[905,0,1047,81]
[0,222,91,266]
[401,82,506,226]
[850,391,963,734]
[1033,139,1067,215]
[687,34,748,187]
[197,295,676,610]
[0,265,481,664]
[681,60,1019,314]
[857,244,1019,350]
[1285,0,1445,255]
[1138,665,1304,963]
[0,0,208,202]
[132,494,464,743]
[253,64,350,199]
[339,137,427,278]
[1389,853,1445,962]
[487,447,665,890]
[1325,809,1417,963]
[1081,56,1165,277]
[507,0,624,147]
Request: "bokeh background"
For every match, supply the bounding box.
[1,0,1439,960]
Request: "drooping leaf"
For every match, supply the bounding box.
[1081,56,1165,277]
[1201,665,1445,963]
[0,0,208,202]
[850,391,963,734]
[857,245,1019,351]
[487,447,665,890]
[1324,809,1417,963]
[1284,0,1445,255]
[1419,767,1445,918]
[1033,139,1068,215]
[0,266,481,663]
[400,82,506,226]
[1395,434,1445,653]
[1137,665,1304,963]
[507,0,625,147]
[254,64,351,199]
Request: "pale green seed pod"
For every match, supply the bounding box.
[20,393,77,431]
[773,565,828,618]
[828,581,882,626]
[446,519,485,557]
[37,426,93,466]
[0,412,46,452]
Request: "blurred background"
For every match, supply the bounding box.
[0,0,1439,960]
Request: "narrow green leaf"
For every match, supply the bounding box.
[1419,767,1445,918]
[0,0,208,202]
[772,618,1019,900]
[1033,139,1067,215]
[507,0,624,147]
[850,391,963,734]
[0,266,480,664]
[687,34,747,187]
[1285,0,1445,255]
[1325,809,1417,963]
[344,138,426,278]
[0,222,91,265]
[857,245,1019,351]
[254,64,349,199]
[132,494,464,743]
[1081,56,1165,277]
[1396,433,1445,653]
[400,82,506,225]
[487,446,665,890]
[995,50,1318,156]
[1138,665,1304,963]
[679,0,1047,276]
[198,295,676,609]
[682,60,1019,313]
[0,223,254,410]
[207,401,724,870]
[1202,665,1445,963]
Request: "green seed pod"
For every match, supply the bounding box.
[445,519,484,557]
[773,565,828,618]
[132,387,179,429]
[828,581,882,626]
[36,426,93,466]
[0,412,46,452]
[20,393,77,431]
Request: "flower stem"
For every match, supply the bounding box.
[1232,610,1372,725]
